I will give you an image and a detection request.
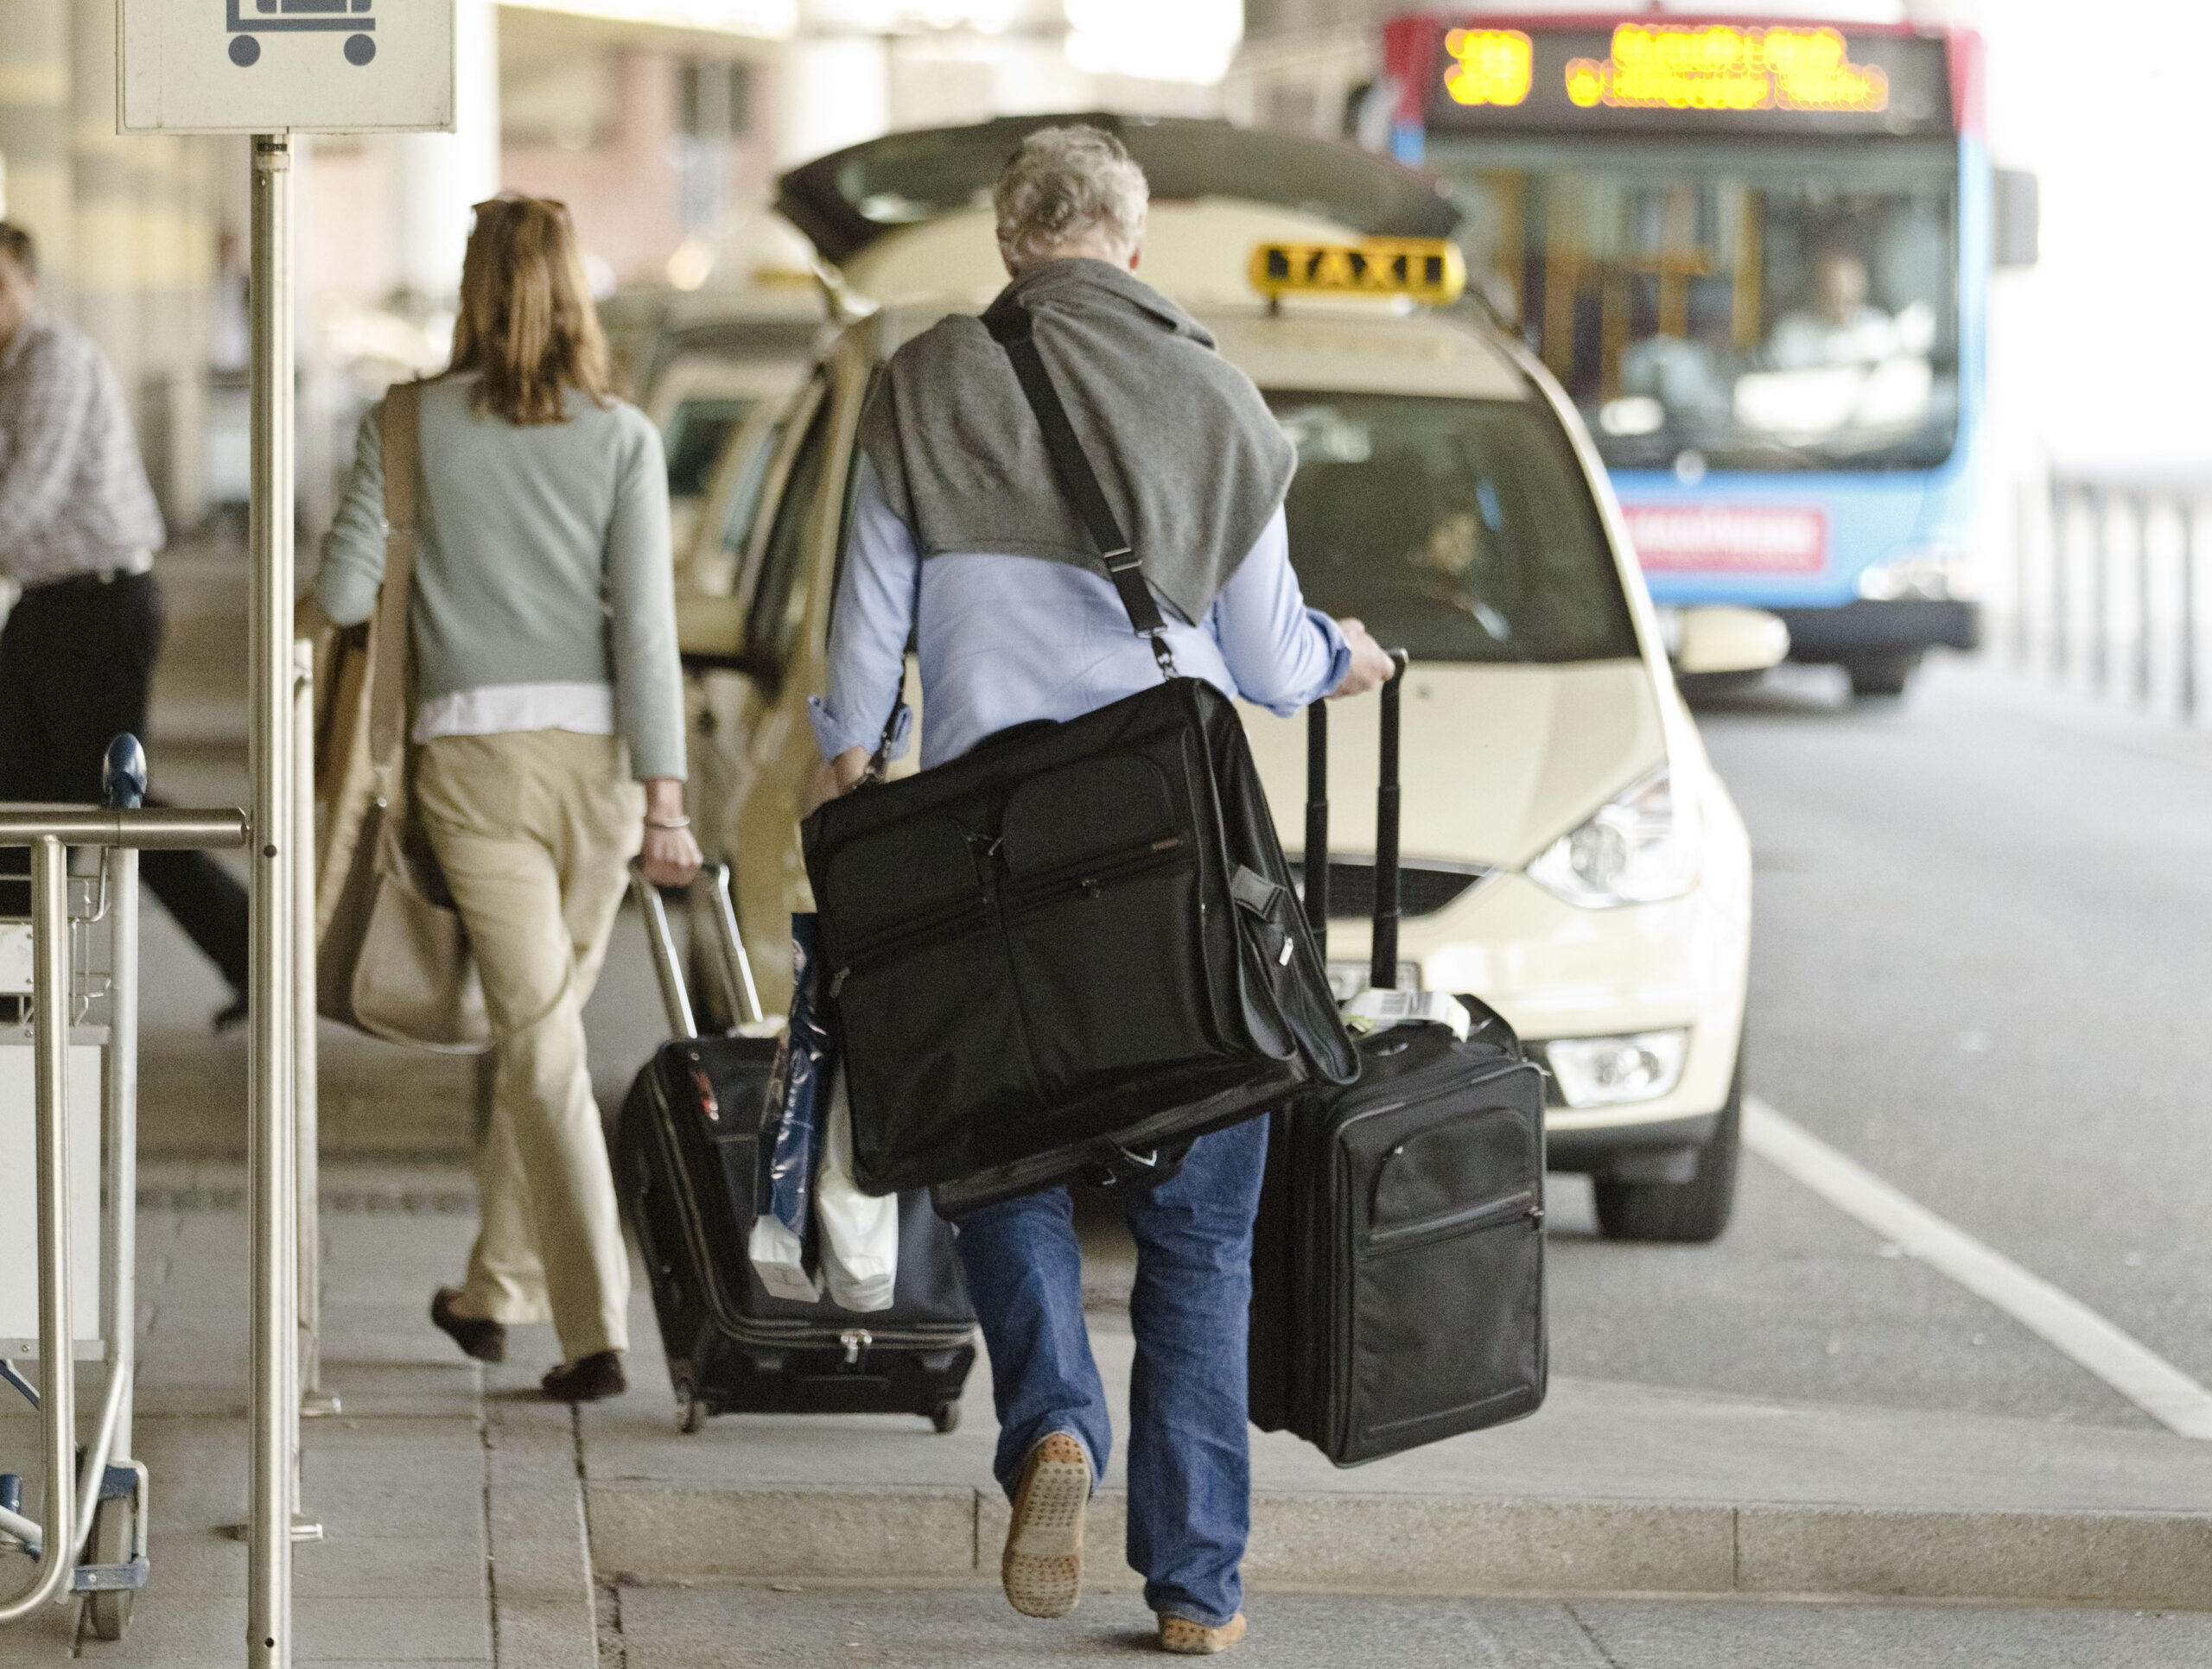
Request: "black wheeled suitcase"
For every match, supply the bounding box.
[1248,657,1548,1466]
[613,863,977,1434]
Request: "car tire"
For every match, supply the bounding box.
[1844,650,1917,699]
[1592,1072,1741,1244]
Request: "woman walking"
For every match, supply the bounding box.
[316,195,699,1402]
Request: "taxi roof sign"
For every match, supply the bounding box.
[1249,238,1466,306]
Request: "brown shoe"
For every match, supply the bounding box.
[1001,1431,1090,1618]
[541,1350,626,1403]
[1159,1613,1248,1655]
[430,1287,505,1364]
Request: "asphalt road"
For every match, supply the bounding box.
[1562,656,2212,1426]
[1076,656,2211,1435]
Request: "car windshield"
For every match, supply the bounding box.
[1265,390,1637,664]
[1429,137,1958,473]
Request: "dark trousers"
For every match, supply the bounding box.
[0,569,251,995]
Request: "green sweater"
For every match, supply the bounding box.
[315,373,686,780]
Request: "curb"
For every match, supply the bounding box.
[585,1483,2212,1610]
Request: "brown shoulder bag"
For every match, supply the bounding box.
[312,380,492,1052]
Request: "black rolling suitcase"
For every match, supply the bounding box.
[1248,657,1548,1466]
[613,863,977,1435]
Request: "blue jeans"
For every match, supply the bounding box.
[951,1117,1268,1629]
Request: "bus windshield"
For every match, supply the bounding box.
[1431,137,1959,473]
[1265,390,1637,664]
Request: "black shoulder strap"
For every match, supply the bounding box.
[985,299,1176,679]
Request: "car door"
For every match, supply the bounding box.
[679,393,804,901]
[712,333,876,1013]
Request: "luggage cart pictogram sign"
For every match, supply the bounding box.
[123,0,451,135]
[226,0,375,70]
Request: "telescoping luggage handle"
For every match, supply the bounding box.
[629,860,765,1041]
[1304,649,1411,993]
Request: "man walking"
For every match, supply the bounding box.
[809,127,1391,1654]
[0,222,249,1023]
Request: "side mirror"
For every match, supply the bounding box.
[1675,606,1790,676]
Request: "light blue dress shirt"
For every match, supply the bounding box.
[810,461,1351,771]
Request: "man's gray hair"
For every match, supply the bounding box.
[993,125,1149,270]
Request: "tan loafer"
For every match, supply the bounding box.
[1159,1612,1248,1655]
[1001,1431,1090,1618]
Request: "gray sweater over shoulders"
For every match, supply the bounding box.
[315,373,685,780]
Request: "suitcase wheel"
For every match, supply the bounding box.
[931,1401,961,1435]
[673,1376,709,1435]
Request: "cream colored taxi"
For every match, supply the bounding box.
[676,117,1782,1242]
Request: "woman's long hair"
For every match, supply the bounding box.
[448,195,613,427]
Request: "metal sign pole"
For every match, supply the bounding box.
[248,132,298,1669]
[295,641,334,1425]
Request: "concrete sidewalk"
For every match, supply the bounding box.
[0,1164,594,1668]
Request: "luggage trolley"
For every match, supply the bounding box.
[0,740,248,1642]
[226,0,377,70]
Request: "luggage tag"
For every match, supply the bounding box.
[1342,987,1472,1042]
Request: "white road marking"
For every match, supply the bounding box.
[1742,1096,2212,1441]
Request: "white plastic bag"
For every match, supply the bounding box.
[747,1213,821,1303]
[816,1068,898,1313]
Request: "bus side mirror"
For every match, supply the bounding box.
[1675,606,1790,676]
[1993,168,2039,270]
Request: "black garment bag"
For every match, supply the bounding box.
[1248,663,1549,1466]
[800,296,1356,1209]
[613,865,977,1433]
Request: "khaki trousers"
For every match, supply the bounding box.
[416,731,645,1362]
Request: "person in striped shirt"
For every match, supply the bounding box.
[0,221,250,1027]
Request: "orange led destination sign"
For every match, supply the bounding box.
[1565,23,1888,114]
[1417,18,1949,136]
[1445,29,1533,107]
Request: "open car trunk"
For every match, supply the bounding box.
[775,113,1464,270]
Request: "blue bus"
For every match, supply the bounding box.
[1381,12,2031,695]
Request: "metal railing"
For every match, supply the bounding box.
[0,782,246,1625]
[2011,467,2209,723]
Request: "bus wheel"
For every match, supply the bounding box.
[1845,650,1917,699]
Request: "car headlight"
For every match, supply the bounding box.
[1545,1030,1688,1107]
[1525,765,1700,908]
